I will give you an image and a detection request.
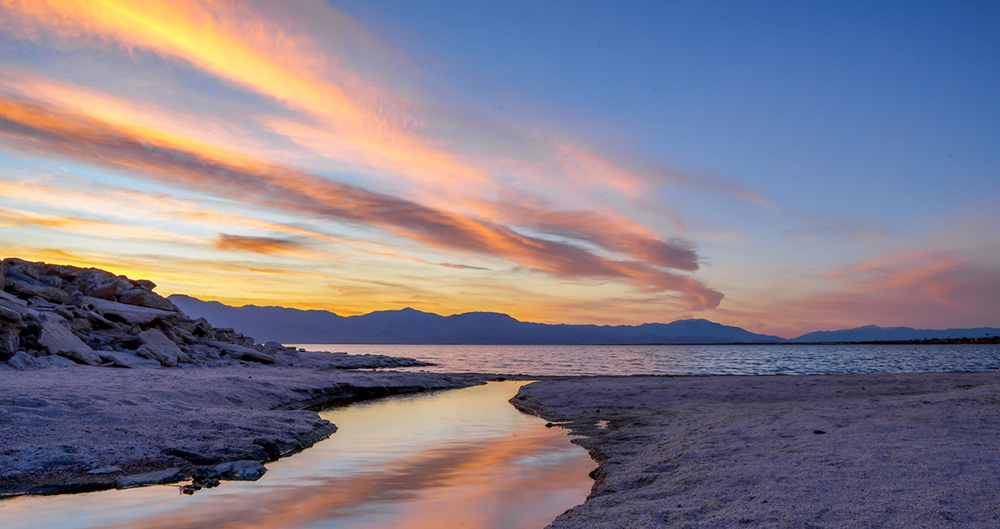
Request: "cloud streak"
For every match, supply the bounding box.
[0,0,768,212]
[0,93,723,309]
[214,234,305,256]
[0,0,489,192]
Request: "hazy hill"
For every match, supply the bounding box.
[792,325,1000,343]
[168,295,786,344]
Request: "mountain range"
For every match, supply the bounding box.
[792,325,1000,343]
[168,295,1000,345]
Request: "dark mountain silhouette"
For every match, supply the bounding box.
[169,296,999,345]
[792,325,1000,343]
[168,295,785,344]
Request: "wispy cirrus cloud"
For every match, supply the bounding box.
[0,93,723,309]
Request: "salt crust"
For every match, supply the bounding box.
[514,372,1000,528]
[0,366,483,496]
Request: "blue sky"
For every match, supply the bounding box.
[0,1,997,336]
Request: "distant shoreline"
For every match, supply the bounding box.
[289,337,1000,346]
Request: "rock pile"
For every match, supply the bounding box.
[0,258,376,369]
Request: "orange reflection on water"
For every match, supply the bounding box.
[0,382,593,529]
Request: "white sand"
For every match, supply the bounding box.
[514,372,1000,528]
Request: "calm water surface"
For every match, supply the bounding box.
[0,382,593,529]
[291,343,1000,376]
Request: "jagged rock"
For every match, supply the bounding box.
[168,325,198,345]
[43,263,85,282]
[6,350,34,369]
[98,350,162,368]
[140,291,177,312]
[192,318,213,338]
[6,274,73,304]
[37,319,102,366]
[3,258,42,279]
[74,307,121,331]
[0,258,315,370]
[81,297,178,326]
[32,355,77,368]
[69,316,94,335]
[137,329,189,367]
[71,269,121,300]
[118,288,149,306]
[214,460,267,481]
[188,344,222,362]
[0,290,28,315]
[210,341,278,364]
[0,304,23,325]
[115,276,134,297]
[54,305,75,321]
[38,274,66,289]
[27,298,56,310]
[0,330,20,360]
[119,286,175,311]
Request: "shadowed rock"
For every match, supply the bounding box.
[81,296,178,326]
[38,319,102,366]
[138,329,189,367]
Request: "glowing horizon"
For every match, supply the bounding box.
[1,1,998,338]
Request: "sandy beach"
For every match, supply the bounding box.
[513,372,1000,528]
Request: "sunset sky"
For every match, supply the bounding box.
[1,1,997,337]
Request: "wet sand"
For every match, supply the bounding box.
[513,372,1000,528]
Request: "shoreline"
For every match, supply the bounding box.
[0,365,488,497]
[5,367,1000,528]
[513,371,1000,528]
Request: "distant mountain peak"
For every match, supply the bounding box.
[167,296,782,344]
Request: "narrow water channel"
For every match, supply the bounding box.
[1,381,594,529]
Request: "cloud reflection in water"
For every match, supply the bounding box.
[1,381,593,529]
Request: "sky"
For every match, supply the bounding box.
[0,0,997,338]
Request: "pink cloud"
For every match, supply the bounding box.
[768,251,1000,335]
[0,93,723,310]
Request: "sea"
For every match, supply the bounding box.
[291,343,1000,376]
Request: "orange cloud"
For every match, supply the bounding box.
[0,0,487,192]
[0,207,95,228]
[214,234,305,256]
[0,70,282,162]
[0,93,724,309]
[481,195,699,271]
[0,0,767,221]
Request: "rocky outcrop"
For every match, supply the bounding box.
[1,258,419,370]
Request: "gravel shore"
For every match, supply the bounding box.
[513,372,1000,528]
